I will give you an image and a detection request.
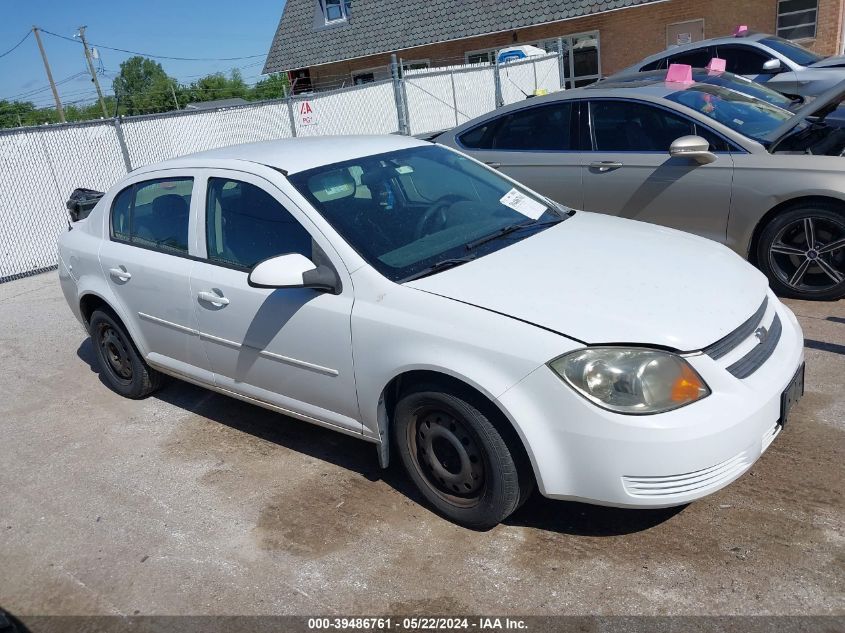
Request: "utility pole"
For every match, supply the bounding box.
[32,27,66,123]
[170,83,180,110]
[77,26,109,118]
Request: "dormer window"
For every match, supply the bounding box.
[321,0,351,24]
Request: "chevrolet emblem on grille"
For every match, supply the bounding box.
[755,326,769,343]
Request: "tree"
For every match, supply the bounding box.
[187,68,250,103]
[112,56,180,115]
[250,73,289,101]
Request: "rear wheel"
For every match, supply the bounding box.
[393,385,531,529]
[757,204,845,301]
[89,309,163,399]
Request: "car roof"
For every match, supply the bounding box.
[635,32,771,67]
[135,135,430,176]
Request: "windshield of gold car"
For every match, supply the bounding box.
[288,145,566,282]
[667,84,793,142]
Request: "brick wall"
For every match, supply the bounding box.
[308,0,845,89]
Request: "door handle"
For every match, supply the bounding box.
[197,290,230,306]
[485,161,502,169]
[589,161,623,172]
[108,266,131,282]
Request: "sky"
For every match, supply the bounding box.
[0,0,285,106]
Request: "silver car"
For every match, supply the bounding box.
[435,74,845,300]
[616,32,845,99]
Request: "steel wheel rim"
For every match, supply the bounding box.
[98,324,133,382]
[408,406,485,508]
[768,215,845,293]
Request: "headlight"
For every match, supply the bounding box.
[549,347,710,414]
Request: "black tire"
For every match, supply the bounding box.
[393,385,531,529]
[89,309,163,399]
[757,203,845,301]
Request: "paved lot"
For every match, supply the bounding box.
[0,272,843,617]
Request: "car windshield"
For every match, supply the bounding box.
[288,145,566,282]
[666,84,794,142]
[694,71,795,109]
[760,36,825,66]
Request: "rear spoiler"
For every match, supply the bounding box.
[66,188,104,222]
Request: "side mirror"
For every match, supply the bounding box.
[669,135,717,165]
[248,253,340,293]
[762,58,783,73]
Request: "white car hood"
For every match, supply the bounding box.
[406,212,768,351]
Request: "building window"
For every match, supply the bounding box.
[464,31,600,87]
[777,0,818,40]
[320,0,351,24]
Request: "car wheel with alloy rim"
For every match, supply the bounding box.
[758,204,845,301]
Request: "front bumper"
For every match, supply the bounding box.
[497,294,805,508]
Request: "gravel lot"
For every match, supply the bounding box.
[0,272,843,618]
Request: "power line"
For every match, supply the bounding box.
[38,28,266,62]
[0,30,31,58]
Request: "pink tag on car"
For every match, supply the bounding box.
[666,63,693,85]
[733,25,749,35]
[706,58,726,74]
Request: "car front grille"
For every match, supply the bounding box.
[622,451,751,498]
[703,297,768,360]
[725,314,782,379]
[701,296,781,379]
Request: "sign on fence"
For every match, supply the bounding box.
[299,101,318,126]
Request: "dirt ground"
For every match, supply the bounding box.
[0,272,842,617]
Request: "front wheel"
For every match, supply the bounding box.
[757,204,845,301]
[393,386,530,529]
[89,309,163,399]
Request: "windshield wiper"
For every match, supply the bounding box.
[400,256,477,282]
[464,217,564,251]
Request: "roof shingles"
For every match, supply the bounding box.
[264,0,660,72]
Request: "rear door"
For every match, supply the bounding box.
[580,99,735,243]
[453,100,584,209]
[98,173,211,380]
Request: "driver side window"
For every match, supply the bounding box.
[205,178,313,270]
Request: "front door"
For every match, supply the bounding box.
[189,171,361,434]
[98,174,211,379]
[581,99,735,243]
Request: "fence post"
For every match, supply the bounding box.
[450,70,460,127]
[557,37,566,90]
[113,117,133,173]
[391,54,410,135]
[493,60,504,107]
[286,92,298,138]
[532,59,538,93]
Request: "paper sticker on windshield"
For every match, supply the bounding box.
[499,188,546,220]
[395,165,414,174]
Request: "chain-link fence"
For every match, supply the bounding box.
[0,51,564,282]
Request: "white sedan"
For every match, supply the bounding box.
[58,135,805,528]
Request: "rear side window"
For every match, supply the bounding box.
[458,120,500,150]
[666,47,716,68]
[110,178,193,254]
[205,178,313,270]
[490,103,574,151]
[459,102,574,151]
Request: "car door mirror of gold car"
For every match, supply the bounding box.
[248,253,340,293]
[669,135,717,165]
